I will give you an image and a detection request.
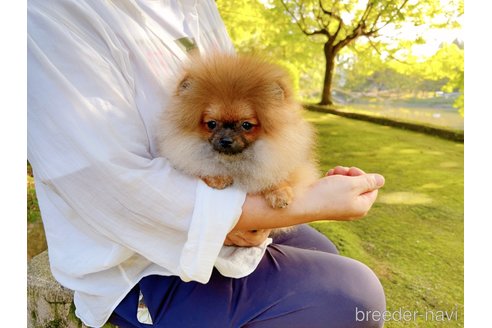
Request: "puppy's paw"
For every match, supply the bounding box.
[202,176,234,189]
[264,186,294,209]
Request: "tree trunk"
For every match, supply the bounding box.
[319,42,337,106]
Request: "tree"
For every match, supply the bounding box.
[423,43,464,115]
[279,0,436,105]
[216,0,463,109]
[216,0,325,100]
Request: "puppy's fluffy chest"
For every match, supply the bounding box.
[158,122,311,193]
[212,144,286,193]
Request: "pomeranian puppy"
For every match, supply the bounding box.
[157,53,319,215]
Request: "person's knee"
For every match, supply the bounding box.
[253,246,385,327]
[315,257,386,328]
[349,261,386,327]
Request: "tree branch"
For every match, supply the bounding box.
[314,6,330,36]
[369,1,389,31]
[331,18,344,41]
[334,22,364,51]
[318,0,343,42]
[280,0,328,37]
[367,39,409,64]
[318,0,343,23]
[372,0,410,34]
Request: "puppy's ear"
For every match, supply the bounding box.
[271,81,286,101]
[176,75,193,96]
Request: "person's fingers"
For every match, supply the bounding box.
[353,174,385,193]
[347,189,379,219]
[347,167,365,176]
[225,229,271,247]
[326,166,350,176]
[223,235,234,246]
[359,189,379,205]
[334,166,349,175]
[246,229,269,239]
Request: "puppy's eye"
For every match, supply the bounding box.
[206,121,217,130]
[241,122,254,131]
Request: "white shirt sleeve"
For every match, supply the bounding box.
[27,0,246,284]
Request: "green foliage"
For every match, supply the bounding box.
[430,43,464,115]
[397,42,464,114]
[216,0,325,99]
[216,0,463,109]
[274,59,301,95]
[336,39,464,116]
[275,0,431,104]
[216,0,270,52]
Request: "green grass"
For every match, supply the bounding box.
[27,112,463,327]
[27,175,41,224]
[304,111,463,327]
[27,163,47,260]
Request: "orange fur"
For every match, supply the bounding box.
[157,53,319,215]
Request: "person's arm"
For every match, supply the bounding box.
[226,166,385,245]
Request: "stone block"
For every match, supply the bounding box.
[27,251,87,328]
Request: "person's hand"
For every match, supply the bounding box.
[326,165,367,177]
[296,166,384,221]
[224,229,271,247]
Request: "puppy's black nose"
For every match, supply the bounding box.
[219,137,233,148]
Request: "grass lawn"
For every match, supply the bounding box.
[304,111,463,327]
[27,164,47,260]
[27,111,463,327]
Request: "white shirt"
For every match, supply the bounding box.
[27,1,270,326]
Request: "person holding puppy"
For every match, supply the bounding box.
[28,0,386,327]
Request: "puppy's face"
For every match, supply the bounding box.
[200,103,260,155]
[168,54,298,157]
